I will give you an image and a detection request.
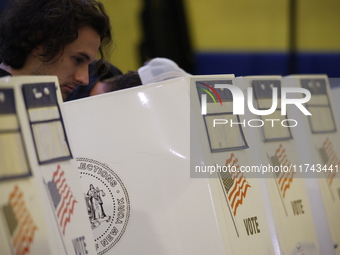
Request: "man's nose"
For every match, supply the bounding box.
[74,65,89,86]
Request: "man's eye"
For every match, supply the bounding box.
[73,57,84,64]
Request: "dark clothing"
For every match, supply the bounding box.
[0,68,11,77]
[66,62,122,101]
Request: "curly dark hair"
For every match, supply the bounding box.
[0,0,112,69]
[101,71,142,92]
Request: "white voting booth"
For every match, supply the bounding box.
[0,76,96,255]
[63,76,228,255]
[1,74,339,255]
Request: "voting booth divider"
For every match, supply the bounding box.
[63,76,228,255]
[190,75,278,254]
[0,74,339,255]
[0,76,96,255]
[282,75,340,254]
[235,76,327,254]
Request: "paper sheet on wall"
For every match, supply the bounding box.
[0,88,30,180]
[196,79,248,152]
[260,111,292,141]
[301,79,336,133]
[21,83,72,164]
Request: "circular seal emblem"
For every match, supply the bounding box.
[76,157,130,254]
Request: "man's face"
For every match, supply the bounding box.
[30,26,101,101]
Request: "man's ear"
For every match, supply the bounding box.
[31,44,44,57]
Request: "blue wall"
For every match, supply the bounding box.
[195,52,340,78]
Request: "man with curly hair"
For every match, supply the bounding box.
[0,0,112,101]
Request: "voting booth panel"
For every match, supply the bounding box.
[63,74,334,255]
[189,76,276,255]
[63,77,228,255]
[283,75,340,254]
[331,86,340,130]
[0,76,96,255]
[2,74,338,255]
[234,76,325,255]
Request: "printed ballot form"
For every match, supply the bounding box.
[283,75,340,255]
[0,76,96,255]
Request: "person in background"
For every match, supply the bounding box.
[69,57,186,99]
[137,57,190,85]
[0,0,112,101]
[90,71,142,96]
